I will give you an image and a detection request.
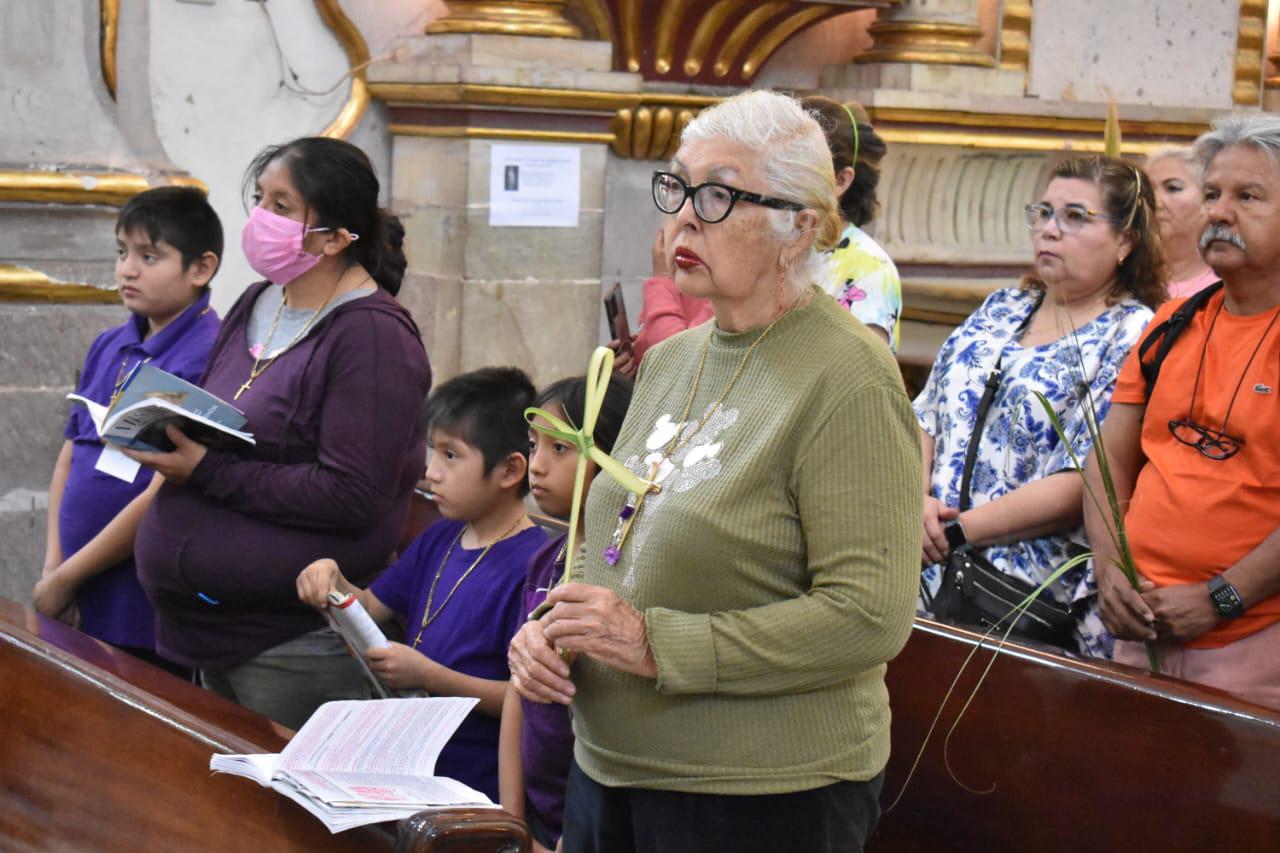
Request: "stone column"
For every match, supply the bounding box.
[824,0,1025,96]
[370,34,641,384]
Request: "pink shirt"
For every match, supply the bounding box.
[1166,268,1219,299]
[631,276,714,363]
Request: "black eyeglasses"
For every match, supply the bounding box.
[651,171,803,224]
[1168,418,1243,460]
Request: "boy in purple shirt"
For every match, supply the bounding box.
[298,367,547,801]
[33,187,221,668]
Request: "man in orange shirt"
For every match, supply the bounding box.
[1086,114,1280,710]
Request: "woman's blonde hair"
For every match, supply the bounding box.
[1143,145,1204,180]
[679,89,843,296]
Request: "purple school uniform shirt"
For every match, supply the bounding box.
[519,535,574,844]
[135,281,431,668]
[61,291,219,649]
[370,518,546,802]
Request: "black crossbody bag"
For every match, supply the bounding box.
[928,312,1080,650]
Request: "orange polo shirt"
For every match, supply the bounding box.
[1112,287,1280,647]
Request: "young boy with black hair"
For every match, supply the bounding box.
[298,366,547,802]
[34,186,222,669]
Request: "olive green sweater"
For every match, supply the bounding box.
[574,289,921,794]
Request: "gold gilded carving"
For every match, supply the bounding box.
[566,0,614,42]
[0,170,207,206]
[684,0,750,77]
[856,20,996,67]
[654,0,690,75]
[620,0,642,71]
[741,6,833,79]
[999,0,1031,72]
[0,265,118,304]
[315,0,371,139]
[1234,0,1266,104]
[427,2,583,39]
[387,125,613,145]
[375,83,1200,160]
[100,0,118,99]
[712,2,789,78]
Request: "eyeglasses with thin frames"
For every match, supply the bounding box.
[652,171,803,224]
[1023,202,1116,235]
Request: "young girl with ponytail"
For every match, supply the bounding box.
[127,137,432,728]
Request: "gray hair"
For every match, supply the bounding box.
[1194,114,1280,171]
[1143,144,1203,181]
[678,89,843,296]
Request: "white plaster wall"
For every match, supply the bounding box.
[1027,0,1238,109]
[148,0,435,315]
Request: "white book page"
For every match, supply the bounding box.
[286,770,491,807]
[209,753,279,786]
[66,393,108,433]
[278,698,477,777]
[94,444,141,483]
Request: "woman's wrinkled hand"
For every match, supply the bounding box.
[542,583,657,679]
[922,496,958,566]
[120,425,207,485]
[509,617,576,705]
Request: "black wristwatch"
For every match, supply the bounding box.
[944,519,968,550]
[1207,575,1246,620]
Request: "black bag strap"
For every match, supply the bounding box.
[1136,281,1223,402]
[957,293,1042,512]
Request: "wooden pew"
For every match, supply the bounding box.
[0,598,528,852]
[873,619,1280,850]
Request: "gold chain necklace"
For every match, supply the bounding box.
[235,276,352,400]
[603,293,806,565]
[411,514,528,648]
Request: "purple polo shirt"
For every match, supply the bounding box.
[370,518,546,802]
[61,290,219,649]
[518,535,574,845]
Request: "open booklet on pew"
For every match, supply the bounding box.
[211,698,494,833]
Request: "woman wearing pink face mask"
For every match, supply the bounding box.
[126,138,431,728]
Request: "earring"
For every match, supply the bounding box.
[777,256,790,305]
[1118,254,1127,267]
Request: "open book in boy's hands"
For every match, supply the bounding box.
[67,362,254,481]
[210,698,493,834]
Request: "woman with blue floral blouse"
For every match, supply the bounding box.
[915,156,1165,658]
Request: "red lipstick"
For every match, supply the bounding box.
[674,247,704,270]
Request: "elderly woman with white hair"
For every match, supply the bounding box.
[1145,145,1216,297]
[507,90,920,852]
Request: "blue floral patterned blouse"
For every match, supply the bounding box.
[913,287,1153,658]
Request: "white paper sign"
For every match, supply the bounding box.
[488,144,580,228]
[95,444,141,483]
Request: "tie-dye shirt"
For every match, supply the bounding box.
[822,223,902,351]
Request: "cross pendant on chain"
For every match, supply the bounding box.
[614,459,663,553]
[234,381,252,401]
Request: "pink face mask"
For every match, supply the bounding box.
[241,207,357,286]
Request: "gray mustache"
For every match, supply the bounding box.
[1200,224,1246,252]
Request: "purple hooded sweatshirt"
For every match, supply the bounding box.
[136,281,431,668]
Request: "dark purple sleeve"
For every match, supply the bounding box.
[186,309,428,531]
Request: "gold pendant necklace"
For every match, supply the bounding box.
[411,514,528,648]
[235,275,353,401]
[603,293,804,565]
